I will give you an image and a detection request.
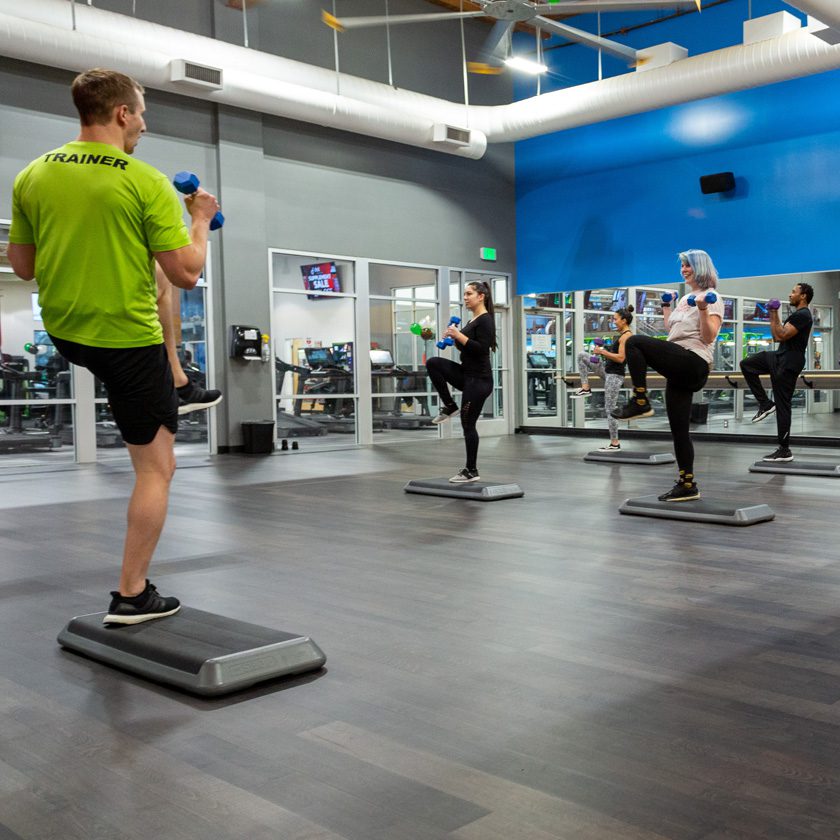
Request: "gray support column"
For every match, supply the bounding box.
[213,106,273,450]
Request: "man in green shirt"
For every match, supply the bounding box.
[8,68,220,625]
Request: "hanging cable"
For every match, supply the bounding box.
[332,0,342,99]
[597,12,602,81]
[242,0,250,48]
[385,0,394,87]
[70,0,76,30]
[536,28,542,96]
[459,0,470,116]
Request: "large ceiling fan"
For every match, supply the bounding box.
[323,0,701,73]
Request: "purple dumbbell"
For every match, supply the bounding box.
[592,337,605,347]
[767,298,781,311]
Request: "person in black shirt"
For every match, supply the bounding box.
[427,281,497,483]
[740,282,814,462]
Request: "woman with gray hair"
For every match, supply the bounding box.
[611,249,723,502]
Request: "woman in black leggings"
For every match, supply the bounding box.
[612,249,723,502]
[426,281,497,483]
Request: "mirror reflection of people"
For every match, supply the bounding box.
[573,306,635,451]
[8,68,220,624]
[740,283,813,463]
[426,282,497,483]
[612,250,723,502]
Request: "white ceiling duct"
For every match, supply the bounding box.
[787,0,840,31]
[1,0,840,158]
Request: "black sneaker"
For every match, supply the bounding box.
[763,446,793,462]
[449,468,480,483]
[571,388,592,398]
[103,581,181,625]
[611,399,654,421]
[432,405,460,425]
[751,403,776,424]
[597,443,621,452]
[177,382,223,415]
[657,481,700,502]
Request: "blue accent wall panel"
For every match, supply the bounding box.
[515,71,840,293]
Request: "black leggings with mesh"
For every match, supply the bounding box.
[623,335,710,475]
[426,357,493,472]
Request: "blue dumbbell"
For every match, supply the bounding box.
[435,316,462,350]
[687,291,718,307]
[661,291,678,305]
[173,171,225,231]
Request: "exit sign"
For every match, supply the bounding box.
[479,247,497,261]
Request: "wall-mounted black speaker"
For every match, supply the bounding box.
[700,172,735,194]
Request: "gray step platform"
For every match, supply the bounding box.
[749,460,840,477]
[584,450,675,465]
[404,477,524,501]
[619,494,775,526]
[57,606,326,696]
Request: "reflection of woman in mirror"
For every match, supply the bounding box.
[572,307,634,451]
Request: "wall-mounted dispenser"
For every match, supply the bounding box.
[229,325,262,360]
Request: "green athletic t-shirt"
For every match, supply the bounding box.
[10,141,191,348]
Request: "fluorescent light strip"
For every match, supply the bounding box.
[505,56,548,74]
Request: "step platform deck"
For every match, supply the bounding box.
[619,494,775,526]
[57,606,326,696]
[749,460,840,477]
[404,477,524,501]
[584,450,675,465]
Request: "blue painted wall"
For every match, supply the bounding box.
[512,0,840,292]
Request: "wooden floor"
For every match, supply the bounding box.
[2,435,840,839]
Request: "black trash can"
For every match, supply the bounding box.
[241,420,275,454]
[690,403,709,424]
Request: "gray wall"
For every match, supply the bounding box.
[0,0,516,449]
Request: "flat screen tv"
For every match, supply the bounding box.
[301,262,341,299]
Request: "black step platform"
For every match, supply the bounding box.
[619,495,775,526]
[404,477,524,501]
[57,607,326,696]
[584,450,675,465]
[749,460,840,477]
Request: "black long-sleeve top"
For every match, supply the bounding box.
[457,312,495,380]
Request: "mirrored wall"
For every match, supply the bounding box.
[520,273,838,439]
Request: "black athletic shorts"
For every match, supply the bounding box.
[50,336,178,445]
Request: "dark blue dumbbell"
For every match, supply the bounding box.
[687,291,718,307]
[435,316,462,350]
[173,171,225,231]
[661,291,678,305]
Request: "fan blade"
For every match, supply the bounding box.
[322,9,485,32]
[531,0,700,14]
[533,14,639,62]
[467,62,506,74]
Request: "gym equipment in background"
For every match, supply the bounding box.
[404,477,524,501]
[749,460,840,477]
[584,450,675,465]
[57,607,326,696]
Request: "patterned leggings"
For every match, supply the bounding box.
[577,351,622,440]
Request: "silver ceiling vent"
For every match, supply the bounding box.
[432,124,471,147]
[170,59,223,90]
